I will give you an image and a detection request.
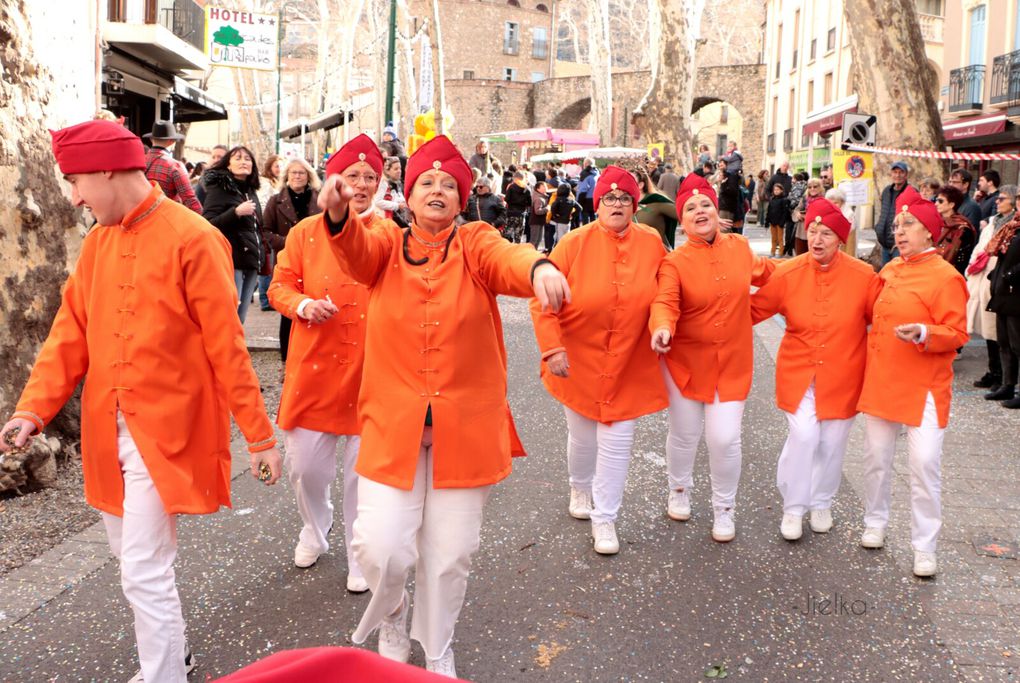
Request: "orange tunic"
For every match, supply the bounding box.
[12,184,276,517]
[269,214,394,434]
[325,212,541,490]
[530,221,668,422]
[648,232,775,403]
[857,250,969,428]
[750,251,881,419]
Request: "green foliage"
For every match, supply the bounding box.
[213,25,244,47]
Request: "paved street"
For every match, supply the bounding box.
[1,226,1017,682]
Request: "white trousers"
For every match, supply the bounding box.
[350,427,491,659]
[283,428,362,577]
[662,364,745,514]
[777,384,855,516]
[101,412,186,683]
[563,405,636,523]
[862,393,944,553]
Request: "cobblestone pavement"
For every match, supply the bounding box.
[0,226,1016,681]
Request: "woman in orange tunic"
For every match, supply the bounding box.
[751,199,880,541]
[649,173,774,543]
[317,135,570,678]
[857,186,969,578]
[268,135,391,592]
[530,166,667,555]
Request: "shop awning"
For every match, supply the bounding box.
[171,77,227,123]
[803,95,859,137]
[279,110,355,141]
[530,146,646,164]
[481,128,600,147]
[943,114,1007,141]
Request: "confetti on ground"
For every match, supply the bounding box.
[535,642,567,669]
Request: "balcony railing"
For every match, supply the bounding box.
[782,128,793,151]
[917,13,943,44]
[766,133,776,153]
[109,0,204,51]
[949,64,986,113]
[990,50,1020,106]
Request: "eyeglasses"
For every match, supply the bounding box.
[935,198,947,204]
[601,193,633,207]
[342,172,378,186]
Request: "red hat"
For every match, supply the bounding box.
[895,185,942,241]
[593,165,641,212]
[325,133,384,179]
[404,135,473,211]
[804,198,852,243]
[675,173,718,211]
[49,120,145,175]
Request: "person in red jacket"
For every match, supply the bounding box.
[857,186,969,578]
[751,199,881,541]
[649,173,774,543]
[269,135,393,591]
[530,166,667,555]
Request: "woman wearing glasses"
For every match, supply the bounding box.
[933,184,978,276]
[650,173,775,543]
[530,166,668,555]
[317,135,570,677]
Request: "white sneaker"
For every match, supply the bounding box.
[810,508,833,533]
[346,574,369,593]
[126,645,195,681]
[377,590,411,663]
[591,521,620,554]
[667,489,691,521]
[860,527,886,549]
[425,646,458,678]
[568,487,593,519]
[913,551,937,577]
[712,509,736,543]
[780,513,803,541]
[293,542,321,568]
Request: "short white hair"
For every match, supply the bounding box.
[282,157,321,191]
[824,187,846,204]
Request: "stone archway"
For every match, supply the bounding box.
[550,97,591,130]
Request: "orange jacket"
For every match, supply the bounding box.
[649,232,775,402]
[530,221,668,422]
[325,212,541,490]
[750,251,881,419]
[12,184,276,516]
[857,250,969,427]
[269,214,394,434]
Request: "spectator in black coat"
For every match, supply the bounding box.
[949,168,984,231]
[875,160,911,265]
[462,175,507,229]
[504,171,532,243]
[978,169,1001,222]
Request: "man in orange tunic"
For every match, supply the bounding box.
[857,186,969,578]
[0,121,281,682]
[269,134,393,591]
[650,173,774,542]
[751,199,881,541]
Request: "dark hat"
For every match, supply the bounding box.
[143,120,184,140]
[890,161,909,173]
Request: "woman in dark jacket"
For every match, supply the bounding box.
[202,145,263,322]
[985,213,1020,408]
[263,157,322,362]
[934,184,978,276]
[503,171,532,243]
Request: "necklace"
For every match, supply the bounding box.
[409,229,448,248]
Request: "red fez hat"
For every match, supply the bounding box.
[325,133,384,179]
[49,120,145,175]
[675,173,718,211]
[404,135,473,211]
[593,165,641,212]
[804,198,852,243]
[895,185,942,241]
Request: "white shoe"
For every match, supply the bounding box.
[569,487,593,519]
[780,513,803,541]
[126,645,195,681]
[860,527,886,549]
[293,542,321,568]
[667,489,691,521]
[810,508,833,533]
[377,590,411,663]
[913,551,937,577]
[591,521,619,554]
[712,509,736,543]
[346,574,369,593]
[425,646,458,678]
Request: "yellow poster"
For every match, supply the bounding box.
[831,149,874,206]
[647,143,665,162]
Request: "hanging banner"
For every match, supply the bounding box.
[832,148,873,206]
[205,7,279,71]
[418,43,434,114]
[647,143,664,162]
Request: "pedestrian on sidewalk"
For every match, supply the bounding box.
[547,182,578,249]
[765,183,791,257]
[530,166,668,555]
[269,135,392,593]
[255,155,283,312]
[141,120,202,214]
[0,120,282,683]
[750,199,881,541]
[529,181,550,250]
[875,161,911,265]
[649,173,775,543]
[825,188,858,257]
[504,171,532,243]
[933,184,978,276]
[985,205,1020,408]
[791,178,824,255]
[317,135,570,678]
[857,186,969,578]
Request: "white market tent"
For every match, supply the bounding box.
[529,146,648,164]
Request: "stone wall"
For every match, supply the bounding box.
[445,79,533,163]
